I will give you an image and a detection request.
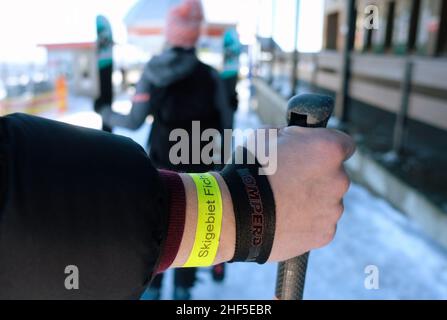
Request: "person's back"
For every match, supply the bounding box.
[148,49,224,172]
[101,1,232,173]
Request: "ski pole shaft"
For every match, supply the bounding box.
[275,94,334,300]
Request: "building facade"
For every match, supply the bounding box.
[252,0,447,247]
[40,42,99,98]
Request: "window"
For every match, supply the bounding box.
[415,0,443,55]
[384,1,396,50]
[408,0,422,51]
[365,28,373,52]
[272,0,298,52]
[326,12,339,50]
[437,0,447,55]
[393,0,413,54]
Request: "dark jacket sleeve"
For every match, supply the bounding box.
[0,113,169,299]
[101,75,153,130]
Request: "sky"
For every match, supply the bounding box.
[0,0,138,63]
[201,0,325,52]
[0,0,324,63]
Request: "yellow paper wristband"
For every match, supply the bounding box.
[183,173,223,268]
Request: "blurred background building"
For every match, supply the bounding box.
[0,0,446,299]
[125,0,235,56]
[253,0,447,250]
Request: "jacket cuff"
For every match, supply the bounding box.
[155,170,186,274]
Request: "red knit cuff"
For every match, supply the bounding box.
[155,170,186,274]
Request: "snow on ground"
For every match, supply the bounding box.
[305,184,447,300]
[49,81,447,300]
[189,183,447,300]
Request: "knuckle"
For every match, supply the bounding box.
[328,130,356,160]
[338,172,351,194]
[327,204,344,226]
[335,203,344,220]
[329,141,346,161]
[316,137,345,163]
[320,229,336,247]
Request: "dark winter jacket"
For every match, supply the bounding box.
[102,47,232,172]
[0,113,169,299]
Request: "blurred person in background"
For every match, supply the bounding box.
[220,27,241,129]
[94,15,114,133]
[101,0,232,300]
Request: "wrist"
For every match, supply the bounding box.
[171,172,235,267]
[210,172,235,264]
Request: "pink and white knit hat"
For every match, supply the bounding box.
[165,0,204,48]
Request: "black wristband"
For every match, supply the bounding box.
[221,147,276,264]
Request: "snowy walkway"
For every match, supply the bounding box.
[50,81,447,300]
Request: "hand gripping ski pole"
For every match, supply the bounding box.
[275,94,334,300]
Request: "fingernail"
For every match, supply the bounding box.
[283,126,300,134]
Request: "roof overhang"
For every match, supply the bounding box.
[38,42,95,51]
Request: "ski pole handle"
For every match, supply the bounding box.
[275,94,334,300]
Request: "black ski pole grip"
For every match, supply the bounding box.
[275,94,334,300]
